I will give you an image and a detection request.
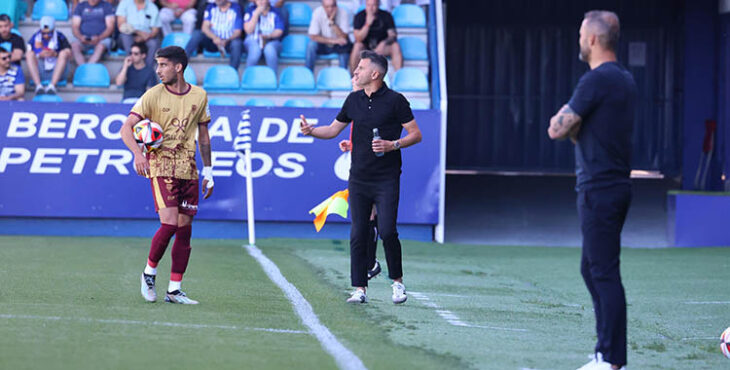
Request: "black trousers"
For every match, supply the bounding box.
[577,184,632,366]
[349,178,402,287]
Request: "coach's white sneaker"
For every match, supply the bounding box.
[165,290,199,304]
[346,289,367,304]
[577,352,625,370]
[391,282,407,304]
[140,273,156,302]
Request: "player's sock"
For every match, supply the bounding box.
[144,260,157,275]
[168,280,181,293]
[148,223,177,266]
[170,225,192,291]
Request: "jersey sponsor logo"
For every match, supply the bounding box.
[170,117,188,132]
[180,200,198,210]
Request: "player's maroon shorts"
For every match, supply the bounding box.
[150,177,199,216]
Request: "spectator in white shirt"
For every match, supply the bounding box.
[306,0,351,71]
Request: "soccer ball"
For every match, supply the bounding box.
[722,327,730,358]
[133,119,163,151]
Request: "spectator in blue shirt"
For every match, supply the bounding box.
[243,0,284,71]
[70,0,116,65]
[0,47,25,100]
[185,0,244,69]
[115,41,157,100]
[25,16,71,95]
[116,0,162,66]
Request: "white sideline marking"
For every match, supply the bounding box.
[0,314,307,334]
[684,301,730,305]
[680,336,718,341]
[409,292,528,332]
[245,245,366,370]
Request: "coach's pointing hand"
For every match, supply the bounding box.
[299,115,315,136]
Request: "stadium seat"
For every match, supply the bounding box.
[203,65,240,90]
[121,97,138,104]
[0,1,17,24]
[285,3,312,27]
[161,32,191,48]
[409,99,429,110]
[283,99,314,108]
[32,0,69,20]
[280,34,309,59]
[316,67,351,91]
[33,94,63,102]
[73,63,110,87]
[203,49,228,58]
[76,94,106,103]
[392,67,428,92]
[321,99,345,108]
[278,66,315,91]
[209,97,238,106]
[392,4,426,28]
[184,67,197,85]
[240,66,277,90]
[245,98,275,107]
[399,37,428,60]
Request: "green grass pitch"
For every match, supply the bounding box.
[0,235,728,369]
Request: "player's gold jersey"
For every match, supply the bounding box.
[131,83,211,179]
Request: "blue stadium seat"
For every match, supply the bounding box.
[283,99,314,108]
[32,0,69,20]
[399,37,428,60]
[209,97,238,106]
[316,67,351,91]
[76,94,106,103]
[280,34,309,59]
[73,63,110,87]
[0,1,18,24]
[278,66,315,91]
[392,4,426,28]
[203,48,228,58]
[122,97,138,104]
[33,94,63,102]
[240,66,277,90]
[184,67,197,85]
[285,3,312,27]
[161,32,191,48]
[203,65,240,90]
[409,99,429,110]
[321,99,345,108]
[392,67,428,92]
[245,98,275,107]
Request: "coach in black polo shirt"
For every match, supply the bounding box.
[548,11,637,370]
[300,50,422,305]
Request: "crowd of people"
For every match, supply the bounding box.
[0,0,427,101]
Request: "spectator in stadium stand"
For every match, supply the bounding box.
[243,0,285,71]
[351,0,402,73]
[0,47,25,100]
[185,0,243,69]
[70,0,116,65]
[159,0,198,36]
[116,0,162,66]
[306,0,352,71]
[25,16,71,95]
[0,14,25,65]
[115,41,157,100]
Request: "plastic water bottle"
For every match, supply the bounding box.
[373,128,384,157]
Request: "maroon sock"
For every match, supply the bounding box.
[171,225,192,280]
[148,223,177,266]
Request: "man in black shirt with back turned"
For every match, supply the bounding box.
[300,50,422,304]
[548,10,636,370]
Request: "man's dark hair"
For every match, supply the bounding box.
[360,50,388,78]
[0,14,11,23]
[584,10,620,52]
[0,46,8,54]
[131,41,148,56]
[155,46,188,70]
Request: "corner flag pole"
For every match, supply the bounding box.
[234,109,256,247]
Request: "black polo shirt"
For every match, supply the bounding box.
[353,9,396,50]
[336,84,414,181]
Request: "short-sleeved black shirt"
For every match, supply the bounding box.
[0,33,25,63]
[353,9,396,50]
[568,61,637,191]
[337,84,414,181]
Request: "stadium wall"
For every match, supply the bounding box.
[0,102,442,241]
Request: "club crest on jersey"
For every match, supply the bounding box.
[191,105,197,113]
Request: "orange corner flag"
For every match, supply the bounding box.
[309,189,349,232]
